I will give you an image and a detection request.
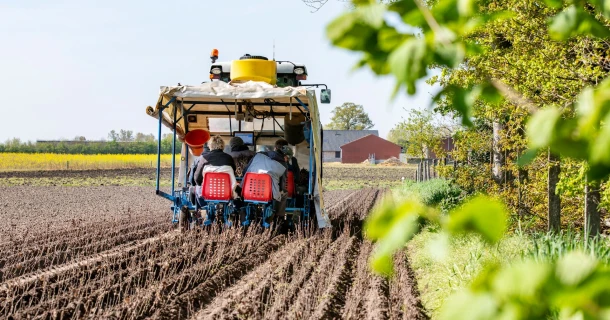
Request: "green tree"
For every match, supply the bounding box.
[388,108,440,159]
[325,102,374,130]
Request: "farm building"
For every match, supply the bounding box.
[425,136,455,159]
[322,130,378,162]
[340,134,401,164]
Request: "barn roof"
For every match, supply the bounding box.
[323,130,379,151]
[340,134,401,148]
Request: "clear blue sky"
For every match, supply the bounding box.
[0,0,437,142]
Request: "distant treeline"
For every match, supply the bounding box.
[0,130,181,154]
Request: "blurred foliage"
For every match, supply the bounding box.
[327,0,610,317]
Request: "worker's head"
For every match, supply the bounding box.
[281,145,293,162]
[275,139,288,151]
[229,136,244,150]
[208,135,225,151]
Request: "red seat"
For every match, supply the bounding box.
[202,172,232,201]
[284,171,295,198]
[242,173,273,202]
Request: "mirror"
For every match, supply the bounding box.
[320,89,331,104]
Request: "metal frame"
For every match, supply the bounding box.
[154,95,318,229]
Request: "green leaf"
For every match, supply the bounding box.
[378,27,407,52]
[458,0,477,17]
[445,195,507,244]
[439,290,498,320]
[452,87,475,127]
[365,196,428,276]
[388,37,428,95]
[432,85,477,127]
[326,12,375,51]
[526,107,562,149]
[359,3,387,29]
[590,112,610,166]
[388,0,419,16]
[370,251,394,277]
[556,251,598,286]
[577,79,610,137]
[517,148,540,167]
[550,118,589,159]
[492,260,552,300]
[549,6,610,40]
[545,0,564,8]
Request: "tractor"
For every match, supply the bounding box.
[146,50,331,230]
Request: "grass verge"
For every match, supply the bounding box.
[396,179,610,318]
[406,226,530,317]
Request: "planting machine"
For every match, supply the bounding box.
[146,50,331,229]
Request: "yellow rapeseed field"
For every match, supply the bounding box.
[0,153,179,171]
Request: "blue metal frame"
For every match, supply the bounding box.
[202,200,233,227]
[155,95,318,228]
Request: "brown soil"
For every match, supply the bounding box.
[0,170,429,319]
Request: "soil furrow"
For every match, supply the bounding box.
[342,240,390,320]
[151,234,286,319]
[196,237,311,319]
[1,181,430,319]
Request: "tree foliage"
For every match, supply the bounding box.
[325,102,375,130]
[326,0,610,317]
[388,108,454,158]
[0,131,177,154]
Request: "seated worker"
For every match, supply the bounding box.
[227,136,255,178]
[241,147,288,227]
[275,139,300,184]
[193,136,238,204]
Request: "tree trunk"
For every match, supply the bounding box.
[585,178,601,238]
[517,127,529,216]
[548,151,561,233]
[492,121,505,184]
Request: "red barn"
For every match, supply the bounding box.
[340,134,401,163]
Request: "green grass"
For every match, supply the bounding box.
[527,229,610,264]
[394,179,466,212]
[407,225,530,317]
[394,178,610,317]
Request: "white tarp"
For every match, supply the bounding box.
[159,80,308,100]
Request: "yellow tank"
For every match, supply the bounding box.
[230,57,277,85]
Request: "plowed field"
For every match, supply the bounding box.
[0,170,427,319]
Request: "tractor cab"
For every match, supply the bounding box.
[146,49,331,230]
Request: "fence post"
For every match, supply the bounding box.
[424,160,428,181]
[585,179,601,238]
[67,161,69,170]
[424,159,430,181]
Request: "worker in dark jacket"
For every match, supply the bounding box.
[228,136,255,178]
[193,135,236,186]
[275,139,300,186]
